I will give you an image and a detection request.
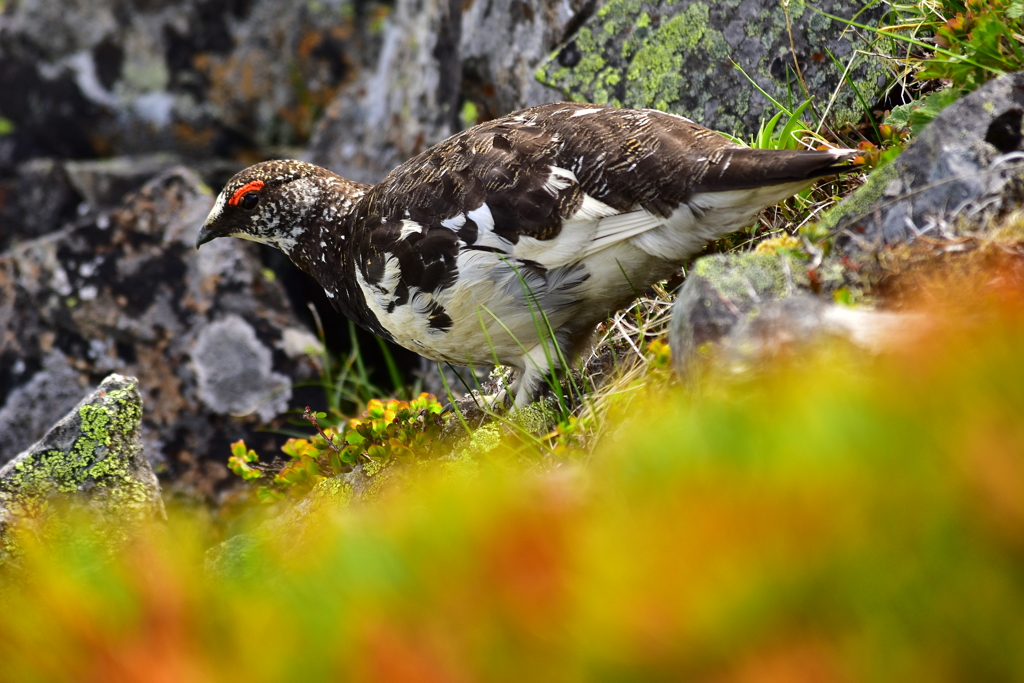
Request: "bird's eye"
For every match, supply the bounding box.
[240,192,260,210]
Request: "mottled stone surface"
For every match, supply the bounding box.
[536,0,889,138]
[62,155,190,208]
[192,315,292,422]
[0,354,89,471]
[0,0,382,167]
[0,374,163,565]
[0,159,82,253]
[0,168,319,495]
[822,71,1024,254]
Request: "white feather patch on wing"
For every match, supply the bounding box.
[631,181,813,262]
[371,254,403,301]
[466,203,494,232]
[354,260,451,356]
[511,193,643,268]
[513,225,597,268]
[441,214,466,230]
[466,202,516,252]
[542,166,577,193]
[399,219,424,239]
[570,193,620,221]
[580,209,670,257]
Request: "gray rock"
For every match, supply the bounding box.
[0,374,164,565]
[0,353,88,466]
[822,71,1024,253]
[0,0,381,164]
[535,0,890,138]
[193,315,292,422]
[670,75,1024,382]
[670,252,915,380]
[63,154,184,208]
[0,167,319,494]
[0,159,82,251]
[0,154,245,254]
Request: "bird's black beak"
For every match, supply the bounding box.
[195,223,221,249]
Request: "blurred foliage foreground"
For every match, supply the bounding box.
[4,260,1024,682]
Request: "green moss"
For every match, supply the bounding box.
[815,162,901,235]
[693,252,792,299]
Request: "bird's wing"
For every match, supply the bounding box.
[350,102,853,285]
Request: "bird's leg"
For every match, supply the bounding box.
[512,332,576,407]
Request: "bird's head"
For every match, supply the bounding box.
[196,159,336,254]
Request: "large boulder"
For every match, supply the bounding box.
[0,158,82,253]
[0,167,321,496]
[0,374,163,565]
[536,0,890,138]
[669,251,917,381]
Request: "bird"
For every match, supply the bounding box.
[196,102,855,406]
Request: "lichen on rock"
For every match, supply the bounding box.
[0,374,164,565]
[537,0,889,138]
[192,314,293,422]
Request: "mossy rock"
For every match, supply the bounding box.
[0,374,164,565]
[669,250,873,379]
[536,0,889,138]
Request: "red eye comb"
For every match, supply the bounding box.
[229,180,265,206]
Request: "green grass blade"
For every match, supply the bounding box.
[374,336,405,398]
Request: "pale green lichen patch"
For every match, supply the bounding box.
[626,4,730,112]
[815,161,900,236]
[362,459,386,478]
[312,477,354,507]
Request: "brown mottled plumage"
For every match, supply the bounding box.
[197,102,855,405]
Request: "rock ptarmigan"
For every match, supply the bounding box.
[196,102,855,405]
